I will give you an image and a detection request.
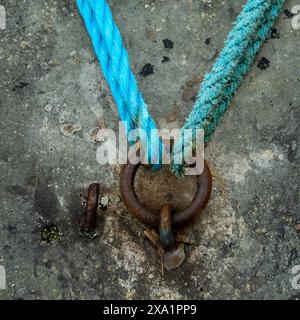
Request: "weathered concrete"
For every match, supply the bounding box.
[0,0,299,299]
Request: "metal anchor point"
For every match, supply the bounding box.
[120,160,212,230]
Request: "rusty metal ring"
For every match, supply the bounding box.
[120,161,212,229]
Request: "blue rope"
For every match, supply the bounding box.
[76,0,285,175]
[76,0,162,168]
[171,0,285,175]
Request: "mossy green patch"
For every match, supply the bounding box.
[41,225,59,243]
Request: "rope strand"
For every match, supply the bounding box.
[77,0,162,168]
[171,0,285,175]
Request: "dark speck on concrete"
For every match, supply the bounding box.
[270,27,280,39]
[205,37,211,45]
[163,39,174,49]
[257,57,270,70]
[8,225,18,234]
[284,9,295,19]
[13,81,29,90]
[34,184,59,220]
[162,56,170,63]
[139,63,154,77]
[6,185,27,196]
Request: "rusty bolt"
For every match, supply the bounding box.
[80,183,100,239]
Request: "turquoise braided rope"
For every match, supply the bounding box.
[76,0,162,168]
[76,0,285,175]
[172,0,285,175]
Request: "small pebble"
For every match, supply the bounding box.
[20,41,30,49]
[60,123,82,137]
[146,31,157,41]
[44,104,53,112]
[88,127,100,143]
[58,115,66,124]
[100,196,110,210]
[256,228,268,235]
[70,50,77,57]
[50,58,60,65]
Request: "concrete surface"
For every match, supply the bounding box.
[0,0,299,300]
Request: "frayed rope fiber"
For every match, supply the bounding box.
[76,0,285,176]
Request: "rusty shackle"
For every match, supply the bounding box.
[120,161,212,230]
